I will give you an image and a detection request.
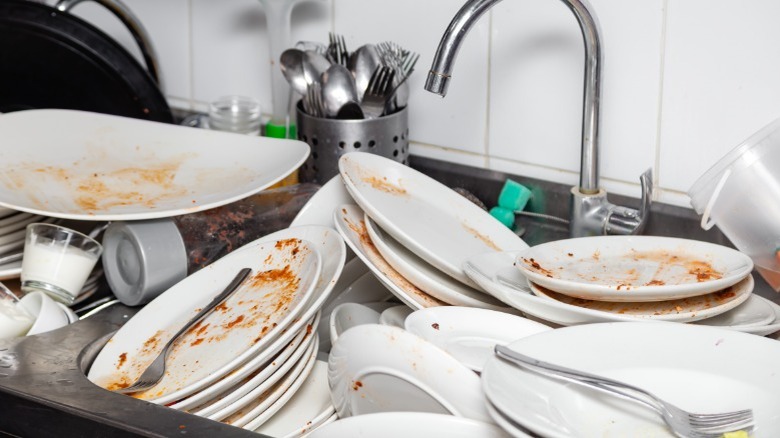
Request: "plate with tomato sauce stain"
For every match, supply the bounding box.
[0,109,309,221]
[87,236,322,403]
[529,275,754,323]
[516,236,753,302]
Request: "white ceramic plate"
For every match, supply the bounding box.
[308,412,509,438]
[190,317,319,420]
[328,324,491,423]
[482,322,780,438]
[485,400,533,438]
[465,250,777,331]
[529,275,754,323]
[223,336,318,428]
[339,152,528,287]
[0,109,310,220]
[170,316,312,412]
[379,305,414,328]
[0,260,22,280]
[243,354,324,431]
[329,302,381,345]
[364,215,509,309]
[87,237,322,402]
[516,236,753,301]
[254,359,334,438]
[706,295,780,336]
[404,306,551,372]
[168,225,345,407]
[693,293,775,328]
[334,204,445,310]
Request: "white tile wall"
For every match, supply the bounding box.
[58,0,780,209]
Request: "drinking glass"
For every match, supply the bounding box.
[21,223,103,305]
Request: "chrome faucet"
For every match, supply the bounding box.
[424,0,652,237]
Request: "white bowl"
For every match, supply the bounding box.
[19,291,70,335]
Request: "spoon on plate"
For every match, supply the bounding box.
[112,268,252,394]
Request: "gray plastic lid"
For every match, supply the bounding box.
[101,219,188,306]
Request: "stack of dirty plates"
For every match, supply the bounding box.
[333,152,527,313]
[87,225,346,431]
[464,237,780,335]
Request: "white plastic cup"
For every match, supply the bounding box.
[18,290,70,336]
[21,223,103,305]
[689,118,780,291]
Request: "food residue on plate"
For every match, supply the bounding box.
[363,176,406,196]
[462,223,502,251]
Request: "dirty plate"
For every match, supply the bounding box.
[339,153,528,288]
[254,359,335,438]
[364,214,510,310]
[516,236,753,302]
[87,237,322,403]
[333,204,445,310]
[529,275,754,323]
[482,322,780,438]
[328,324,492,423]
[0,109,309,220]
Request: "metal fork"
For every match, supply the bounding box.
[113,268,252,394]
[494,345,755,438]
[327,32,349,66]
[361,66,395,119]
[303,82,325,118]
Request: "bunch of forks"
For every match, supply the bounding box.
[294,33,419,120]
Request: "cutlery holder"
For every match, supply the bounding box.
[296,102,409,183]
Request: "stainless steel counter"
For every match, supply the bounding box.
[0,155,776,437]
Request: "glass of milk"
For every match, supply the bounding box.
[21,223,103,305]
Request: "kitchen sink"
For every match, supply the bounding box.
[0,154,776,437]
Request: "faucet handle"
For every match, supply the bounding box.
[605,168,653,235]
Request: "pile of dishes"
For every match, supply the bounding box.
[464,237,780,335]
[332,152,527,312]
[86,225,346,433]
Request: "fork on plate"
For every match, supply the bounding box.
[112,268,252,394]
[494,344,755,438]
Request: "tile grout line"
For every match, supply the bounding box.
[653,0,670,201]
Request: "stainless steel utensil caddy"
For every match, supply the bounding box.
[296,102,410,183]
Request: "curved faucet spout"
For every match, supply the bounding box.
[424,0,603,194]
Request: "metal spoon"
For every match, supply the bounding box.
[348,44,381,101]
[303,50,331,85]
[112,268,252,394]
[321,63,359,118]
[280,48,308,96]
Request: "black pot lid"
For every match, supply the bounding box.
[0,0,172,123]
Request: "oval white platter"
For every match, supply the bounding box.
[333,204,445,310]
[364,214,509,310]
[0,109,309,220]
[339,152,528,287]
[515,235,753,302]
